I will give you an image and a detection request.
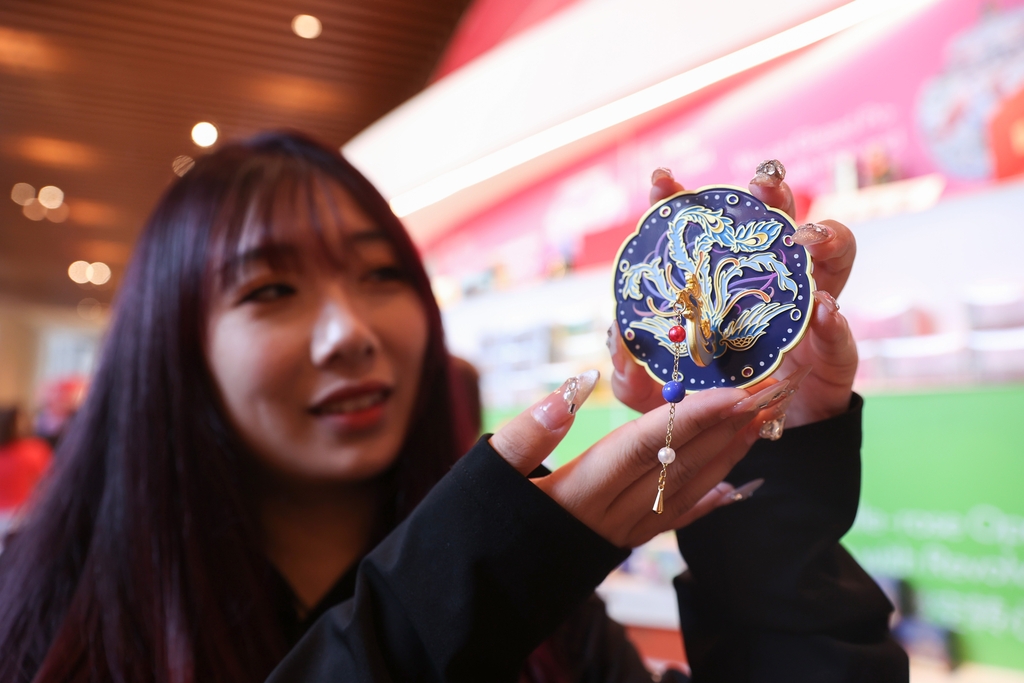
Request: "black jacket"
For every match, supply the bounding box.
[268,395,908,682]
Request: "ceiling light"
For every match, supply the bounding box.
[291,14,322,39]
[387,0,937,217]
[191,122,218,147]
[37,185,63,209]
[68,260,91,284]
[22,200,46,220]
[172,155,195,176]
[11,183,35,205]
[88,262,111,285]
[46,202,70,223]
[17,137,100,170]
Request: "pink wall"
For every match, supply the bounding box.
[424,0,1024,286]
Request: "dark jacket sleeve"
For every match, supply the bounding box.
[538,593,658,683]
[266,436,630,683]
[674,394,909,682]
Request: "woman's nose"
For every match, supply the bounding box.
[310,288,377,370]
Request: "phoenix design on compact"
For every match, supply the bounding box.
[619,201,799,368]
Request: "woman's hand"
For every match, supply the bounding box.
[489,371,790,548]
[609,163,858,429]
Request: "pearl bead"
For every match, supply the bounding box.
[662,380,685,403]
[658,447,676,464]
[668,325,686,343]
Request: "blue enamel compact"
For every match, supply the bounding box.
[613,186,814,391]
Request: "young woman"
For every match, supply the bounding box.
[0,133,905,682]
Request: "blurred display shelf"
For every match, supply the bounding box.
[446,178,1024,405]
[911,662,1024,682]
[807,173,946,224]
[597,572,679,630]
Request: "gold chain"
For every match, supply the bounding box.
[654,307,684,515]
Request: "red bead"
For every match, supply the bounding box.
[668,325,686,343]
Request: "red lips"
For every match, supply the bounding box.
[309,382,392,433]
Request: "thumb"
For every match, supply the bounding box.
[489,370,600,475]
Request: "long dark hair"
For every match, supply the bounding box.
[0,133,474,683]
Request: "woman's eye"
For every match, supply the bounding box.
[241,283,296,303]
[364,266,407,283]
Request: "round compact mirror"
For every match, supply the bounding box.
[613,186,814,391]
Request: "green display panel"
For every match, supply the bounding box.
[485,384,1024,670]
[846,386,1024,671]
[483,400,640,470]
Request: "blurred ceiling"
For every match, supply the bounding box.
[0,0,473,308]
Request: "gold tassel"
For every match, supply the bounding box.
[653,488,664,515]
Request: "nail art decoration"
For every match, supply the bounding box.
[793,222,834,246]
[759,414,786,441]
[755,159,786,182]
[534,370,599,431]
[563,375,580,415]
[613,185,815,512]
[728,478,765,502]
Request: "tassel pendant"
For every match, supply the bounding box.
[652,307,685,514]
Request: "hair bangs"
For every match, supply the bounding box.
[208,160,371,296]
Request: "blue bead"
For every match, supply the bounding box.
[662,381,685,403]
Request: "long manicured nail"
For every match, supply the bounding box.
[783,364,813,392]
[532,370,599,430]
[732,380,790,414]
[751,159,786,186]
[723,478,765,502]
[756,368,807,441]
[813,290,840,315]
[759,413,786,441]
[651,167,674,184]
[793,222,835,246]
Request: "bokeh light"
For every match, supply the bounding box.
[22,199,46,220]
[77,297,103,320]
[68,260,91,284]
[46,202,70,222]
[11,183,35,205]
[191,122,218,147]
[37,185,63,209]
[172,154,195,176]
[88,261,111,285]
[291,14,322,39]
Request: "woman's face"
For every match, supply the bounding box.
[206,181,428,484]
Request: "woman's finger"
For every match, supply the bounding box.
[630,430,756,541]
[615,410,759,524]
[780,292,857,427]
[608,325,663,413]
[534,385,760,545]
[808,291,858,378]
[557,385,749,511]
[488,370,599,475]
[748,160,796,216]
[644,392,786,540]
[672,482,737,528]
[625,417,767,544]
[609,381,788,523]
[793,219,856,298]
[673,477,765,529]
[649,167,685,205]
[580,381,782,512]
